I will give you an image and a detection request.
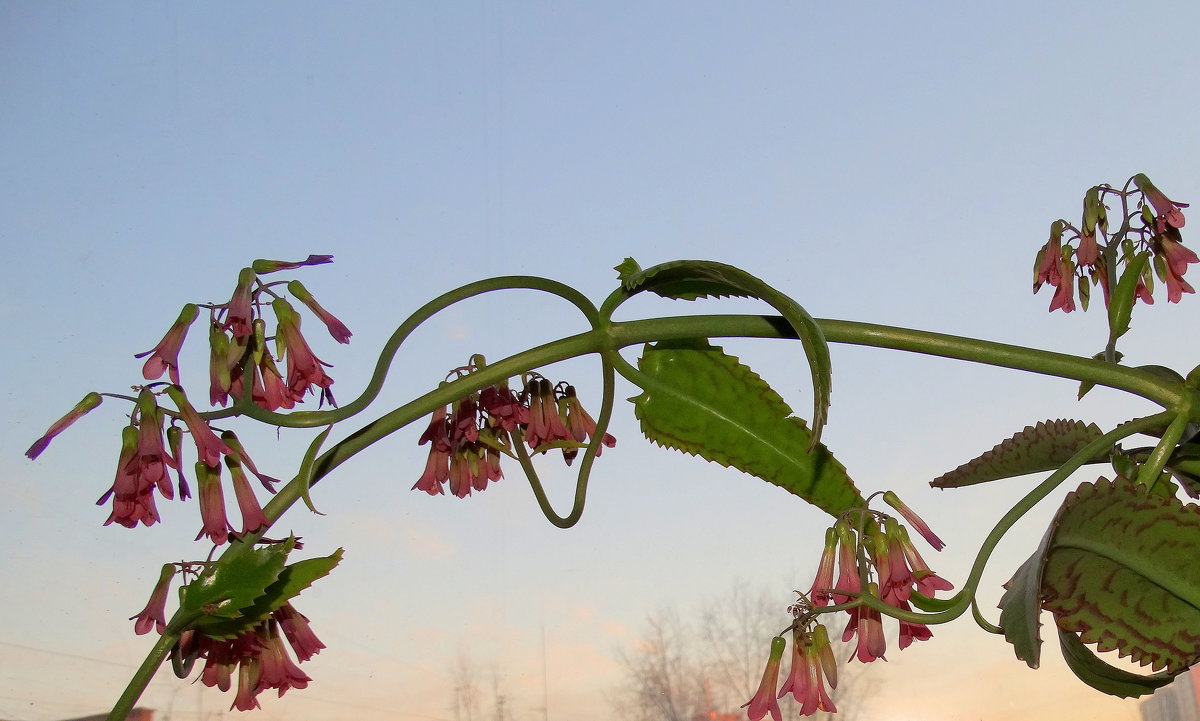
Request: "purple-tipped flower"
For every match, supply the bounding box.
[136,303,199,385]
[288,280,351,344]
[273,299,336,406]
[1135,173,1188,233]
[130,564,176,635]
[883,491,944,551]
[165,385,233,468]
[26,392,102,460]
[742,636,785,721]
[226,455,268,536]
[252,255,334,274]
[195,461,233,545]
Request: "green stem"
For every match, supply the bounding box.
[106,630,178,721]
[111,309,1190,714]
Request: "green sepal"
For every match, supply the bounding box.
[179,539,292,626]
[1056,628,1175,698]
[1107,252,1149,349]
[930,420,1105,488]
[198,546,344,640]
[630,340,860,517]
[617,259,832,445]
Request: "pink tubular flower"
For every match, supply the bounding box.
[1076,231,1100,267]
[883,492,944,551]
[195,461,233,545]
[523,378,572,451]
[252,254,334,274]
[100,391,177,528]
[1048,256,1077,312]
[288,280,352,344]
[223,267,258,339]
[842,584,887,663]
[255,621,311,698]
[832,520,862,604]
[273,299,336,406]
[743,636,786,721]
[272,603,325,662]
[413,406,451,495]
[130,564,175,635]
[807,527,839,607]
[479,383,529,432]
[1135,173,1188,233]
[26,392,102,460]
[1159,236,1199,303]
[136,303,199,385]
[555,384,616,465]
[778,624,837,717]
[227,455,268,536]
[896,526,954,598]
[165,385,233,467]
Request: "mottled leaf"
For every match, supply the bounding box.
[1056,627,1174,698]
[931,420,1106,488]
[616,258,831,445]
[631,340,860,517]
[1042,478,1200,676]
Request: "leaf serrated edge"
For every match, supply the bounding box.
[931,419,1106,488]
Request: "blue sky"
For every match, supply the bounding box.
[3,2,1200,720]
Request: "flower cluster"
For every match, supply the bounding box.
[413,365,615,498]
[26,256,348,541]
[747,493,950,718]
[172,603,324,711]
[1034,174,1195,312]
[209,259,350,410]
[743,624,838,721]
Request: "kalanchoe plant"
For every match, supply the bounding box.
[26,176,1200,720]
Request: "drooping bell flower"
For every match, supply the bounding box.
[130,564,176,635]
[842,583,887,663]
[883,492,944,551]
[523,378,572,451]
[165,385,233,468]
[136,303,199,385]
[26,392,102,460]
[1158,236,1199,303]
[272,299,336,406]
[413,406,451,495]
[165,425,191,500]
[222,267,258,339]
[288,280,352,344]
[226,454,268,536]
[272,603,324,662]
[742,636,786,721]
[1135,173,1188,233]
[555,384,616,465]
[195,461,233,545]
[807,527,839,607]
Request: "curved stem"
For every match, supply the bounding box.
[1138,408,1192,489]
[203,276,600,427]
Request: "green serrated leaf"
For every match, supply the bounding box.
[631,340,860,517]
[998,524,1055,669]
[1042,478,1200,675]
[931,420,1106,488]
[179,540,292,622]
[1056,627,1175,698]
[616,259,832,445]
[199,547,344,639]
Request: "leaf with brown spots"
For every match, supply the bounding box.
[931,420,1107,488]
